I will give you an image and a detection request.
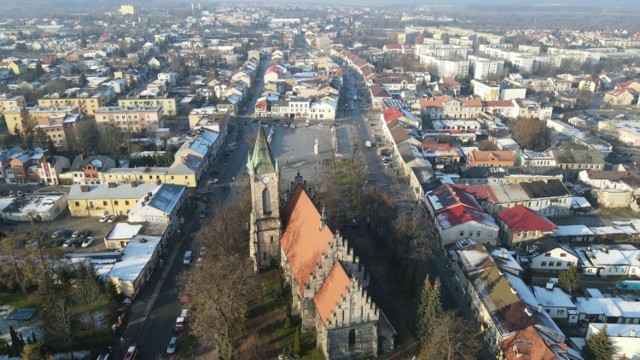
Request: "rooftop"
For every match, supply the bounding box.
[107,235,161,283]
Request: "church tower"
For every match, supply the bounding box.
[247,125,281,270]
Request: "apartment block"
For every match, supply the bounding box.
[94,106,164,133]
[118,95,178,116]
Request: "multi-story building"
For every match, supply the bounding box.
[550,149,605,179]
[0,94,25,114]
[419,55,469,78]
[471,80,500,101]
[94,106,164,133]
[118,95,178,116]
[468,56,504,81]
[37,156,70,186]
[67,182,157,217]
[466,150,516,167]
[4,106,80,135]
[598,120,640,147]
[69,155,117,185]
[38,89,106,115]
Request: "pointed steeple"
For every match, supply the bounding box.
[247,124,278,175]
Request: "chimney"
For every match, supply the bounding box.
[147,192,153,197]
[131,181,138,187]
[80,185,90,192]
[546,280,554,290]
[108,182,116,188]
[319,206,327,231]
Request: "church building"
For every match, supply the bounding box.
[247,126,396,359]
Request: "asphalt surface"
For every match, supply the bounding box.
[113,55,271,360]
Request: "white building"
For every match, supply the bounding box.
[587,323,640,360]
[127,184,187,231]
[575,244,640,277]
[0,193,67,222]
[532,285,579,324]
[469,56,504,81]
[108,234,162,298]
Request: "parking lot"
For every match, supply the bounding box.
[2,212,116,253]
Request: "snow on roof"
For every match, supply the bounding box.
[108,235,161,283]
[106,223,143,240]
[585,288,604,298]
[571,196,592,209]
[490,248,524,273]
[532,286,576,309]
[589,323,640,338]
[554,225,594,237]
[576,297,623,317]
[504,272,538,307]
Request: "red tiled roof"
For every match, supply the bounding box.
[501,325,569,360]
[455,184,498,203]
[382,106,403,123]
[435,204,497,229]
[370,84,391,98]
[496,205,558,232]
[281,187,335,292]
[418,95,453,108]
[313,261,351,327]
[485,100,515,107]
[384,44,402,49]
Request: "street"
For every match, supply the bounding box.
[114,55,272,360]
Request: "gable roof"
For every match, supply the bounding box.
[497,205,559,232]
[247,125,277,175]
[281,187,335,292]
[501,325,571,360]
[313,261,351,327]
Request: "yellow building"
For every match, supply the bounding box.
[38,92,105,115]
[0,94,25,114]
[118,96,178,116]
[67,182,158,217]
[119,4,136,15]
[100,167,198,188]
[4,106,79,135]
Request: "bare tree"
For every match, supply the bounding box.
[417,311,481,360]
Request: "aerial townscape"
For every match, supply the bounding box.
[3,1,640,359]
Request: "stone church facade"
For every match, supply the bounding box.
[248,126,396,359]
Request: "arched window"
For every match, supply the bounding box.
[262,187,271,215]
[348,329,356,350]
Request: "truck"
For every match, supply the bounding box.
[175,309,188,331]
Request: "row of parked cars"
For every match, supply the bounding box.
[99,214,119,223]
[51,229,94,248]
[166,308,189,354]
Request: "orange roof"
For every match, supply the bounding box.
[281,187,335,292]
[485,100,514,107]
[460,97,483,108]
[469,150,515,163]
[418,95,453,108]
[313,261,351,327]
[501,325,569,360]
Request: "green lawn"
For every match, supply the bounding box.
[0,291,41,309]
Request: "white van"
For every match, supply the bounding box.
[175,309,188,331]
[183,251,193,265]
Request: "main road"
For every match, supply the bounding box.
[114,55,271,360]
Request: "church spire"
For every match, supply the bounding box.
[247,124,278,176]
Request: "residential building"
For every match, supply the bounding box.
[127,184,187,232]
[0,94,25,114]
[466,151,516,167]
[37,156,70,185]
[471,80,500,101]
[108,235,162,298]
[67,182,157,217]
[94,106,164,133]
[520,237,579,273]
[455,166,564,185]
[424,184,500,246]
[496,205,558,247]
[3,106,79,135]
[532,285,579,325]
[38,89,106,115]
[575,244,640,277]
[118,95,178,116]
[578,169,640,208]
[458,180,573,217]
[468,56,504,81]
[69,155,116,185]
[586,323,640,359]
[188,107,228,129]
[103,223,143,250]
[553,225,596,243]
[550,149,605,179]
[517,151,556,167]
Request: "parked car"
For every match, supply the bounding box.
[166,337,178,355]
[51,229,64,238]
[81,237,94,248]
[16,191,23,197]
[72,230,83,238]
[53,238,67,247]
[108,215,118,223]
[124,343,140,360]
[63,238,77,247]
[175,309,188,331]
[100,214,109,222]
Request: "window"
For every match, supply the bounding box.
[560,253,566,257]
[545,252,551,257]
[476,231,481,237]
[114,201,119,206]
[460,231,464,237]
[75,201,80,207]
[262,187,272,215]
[541,261,547,266]
[103,201,107,206]
[125,201,130,205]
[270,236,274,243]
[263,252,266,261]
[348,329,356,350]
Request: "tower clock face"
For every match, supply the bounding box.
[262,176,270,184]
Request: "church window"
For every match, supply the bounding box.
[348,329,356,350]
[262,188,272,215]
[270,235,274,243]
[263,252,267,261]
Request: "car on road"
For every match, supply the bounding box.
[16,191,23,197]
[183,251,193,265]
[166,336,178,355]
[100,214,109,222]
[124,343,140,360]
[81,237,94,248]
[175,309,188,331]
